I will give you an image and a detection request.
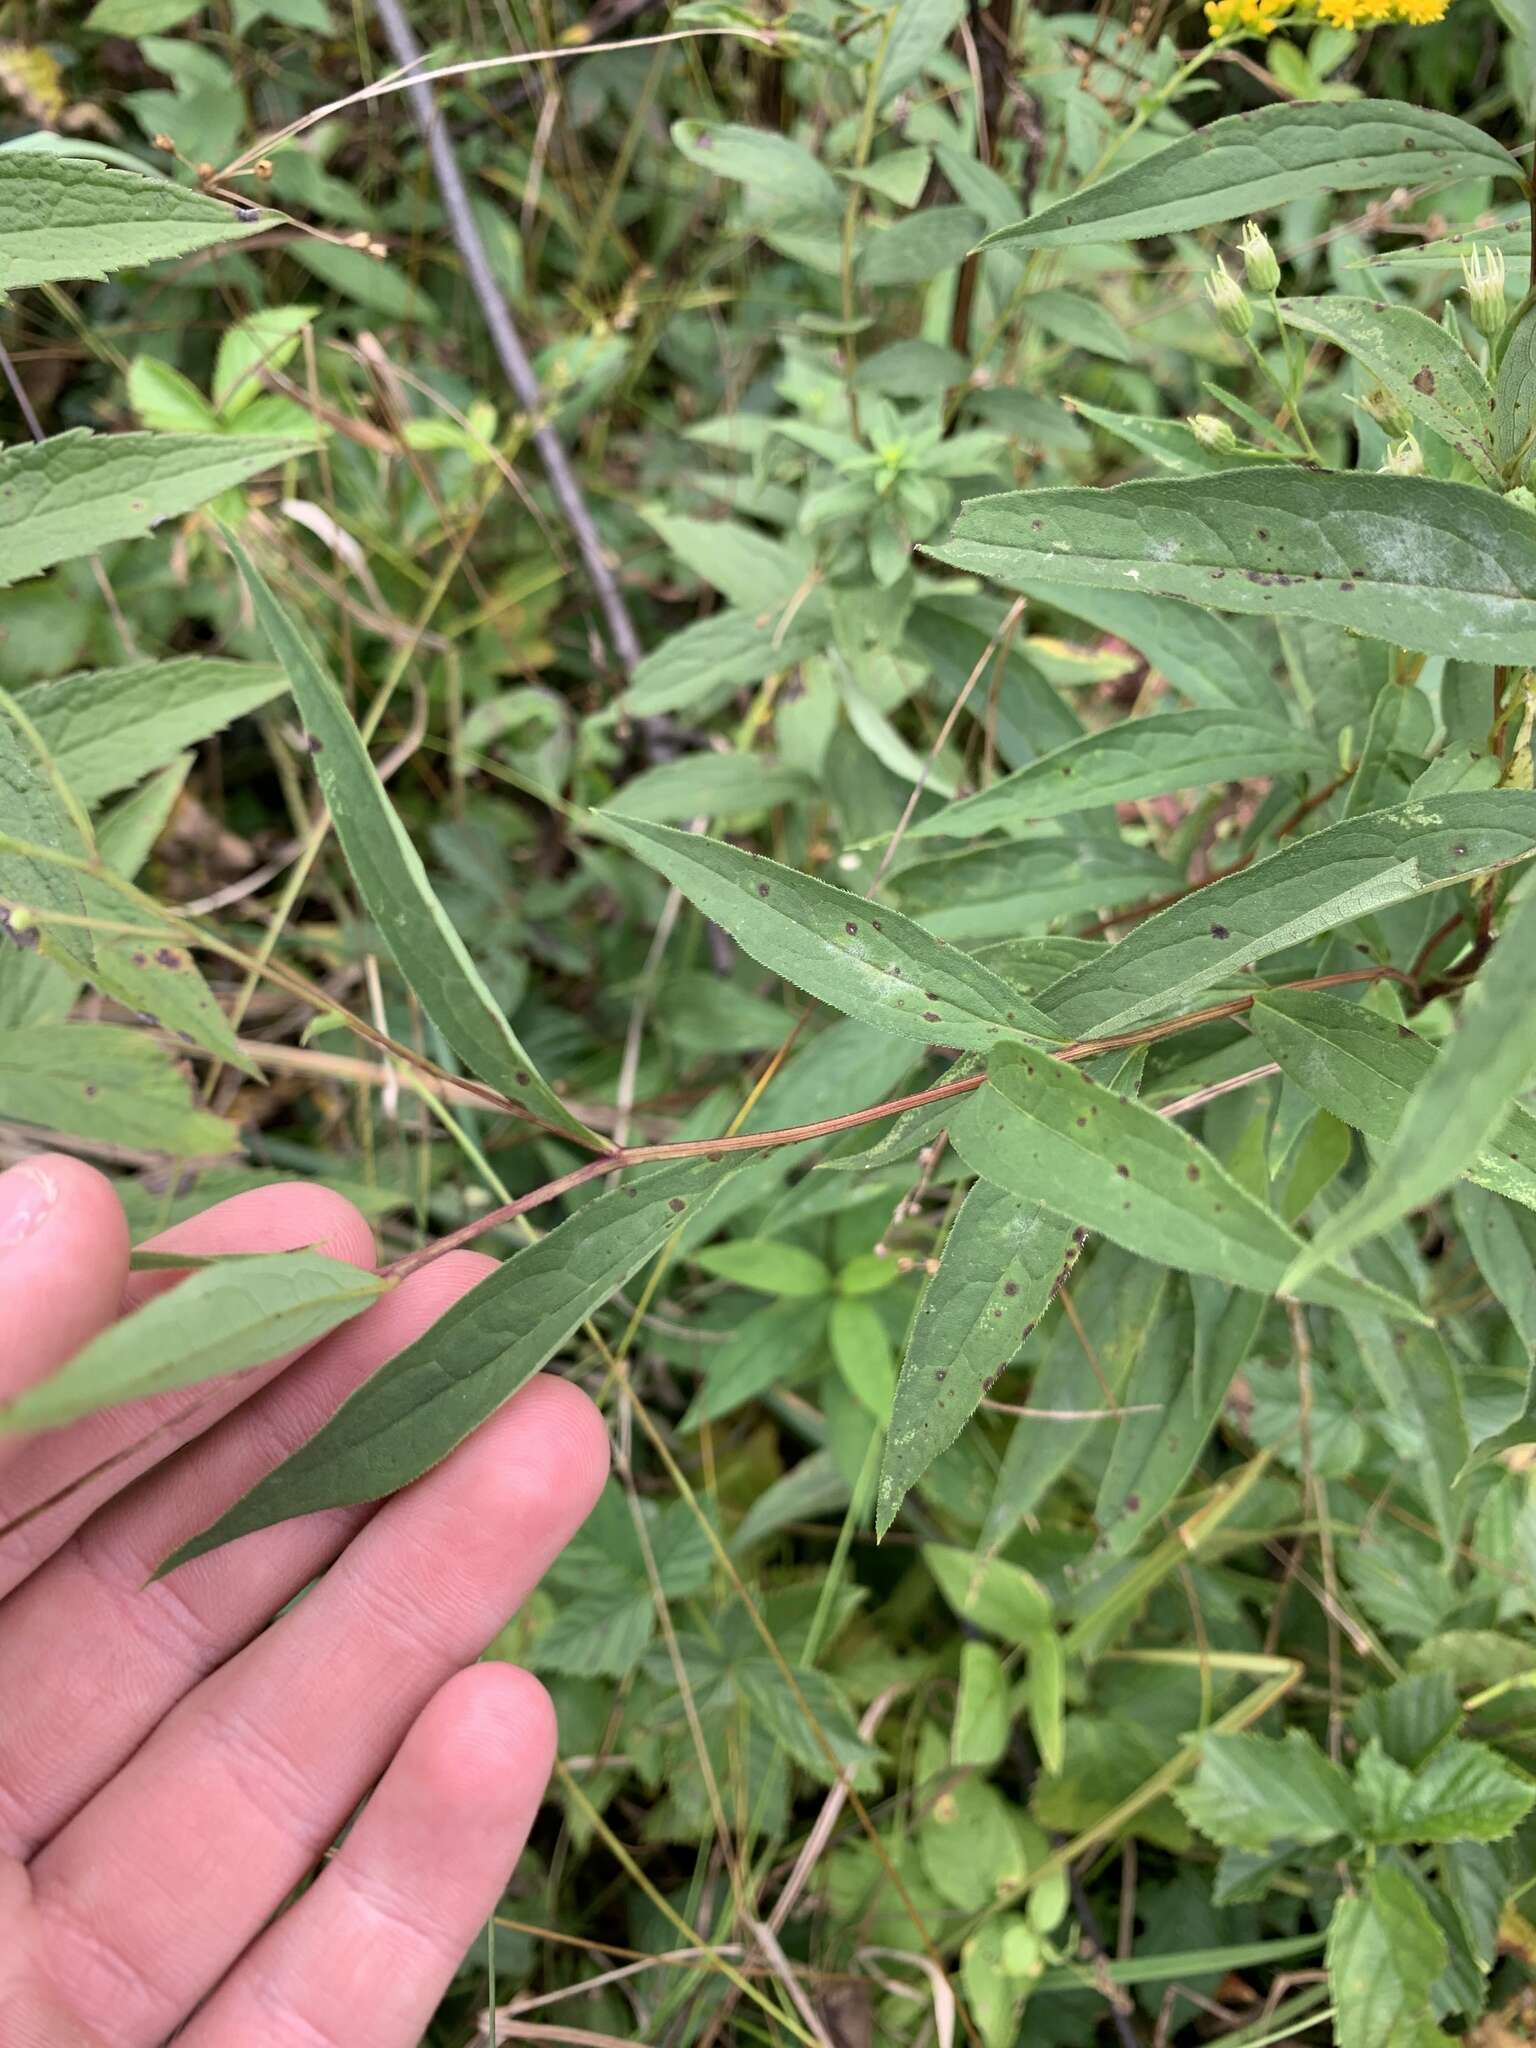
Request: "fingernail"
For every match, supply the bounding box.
[0,1161,58,1252]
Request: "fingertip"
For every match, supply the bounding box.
[427,1663,558,1789]
[0,1154,130,1395]
[510,1374,612,1524]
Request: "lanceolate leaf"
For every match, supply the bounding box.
[0,156,267,291]
[1030,794,1536,1039]
[671,119,841,214]
[1000,583,1287,718]
[1496,294,1536,475]
[1250,986,1536,1213]
[0,1253,387,1430]
[928,470,1536,664]
[979,101,1515,251]
[0,1022,238,1159]
[18,657,286,805]
[0,433,307,591]
[160,1155,742,1571]
[909,711,1329,837]
[876,1180,1085,1537]
[602,816,1062,1049]
[223,532,595,1141]
[623,603,830,717]
[0,694,253,1071]
[1288,883,1536,1283]
[1275,296,1500,484]
[951,1045,1425,1319]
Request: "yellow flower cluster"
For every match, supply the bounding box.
[1204,0,1448,35]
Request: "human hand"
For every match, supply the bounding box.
[0,1154,609,2047]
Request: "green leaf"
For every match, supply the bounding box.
[877,0,964,102]
[909,711,1328,838]
[1031,794,1536,1039]
[928,470,1536,665]
[86,0,201,26]
[1251,987,1536,1213]
[1175,1729,1360,1851]
[0,693,254,1071]
[639,507,806,611]
[671,120,840,214]
[682,1297,827,1430]
[161,1155,740,1571]
[127,356,219,434]
[0,1022,238,1158]
[0,155,266,290]
[736,1659,878,1781]
[1289,885,1536,1282]
[598,754,812,825]
[1356,1737,1536,1845]
[981,100,1514,251]
[1275,296,1500,483]
[828,1296,895,1416]
[1094,1276,1264,1556]
[950,1045,1424,1320]
[213,305,318,419]
[1327,1866,1449,2048]
[222,530,594,1142]
[1022,288,1134,364]
[1345,1311,1467,1561]
[18,656,285,805]
[0,1251,387,1431]
[953,1640,1010,1768]
[286,239,440,326]
[859,208,984,286]
[1001,583,1286,718]
[602,817,1061,1050]
[1496,292,1536,476]
[623,604,829,717]
[876,1179,1083,1537]
[0,432,305,592]
[983,1247,1167,1547]
[1028,1630,1066,1776]
[694,1238,831,1297]
[924,1541,1052,1640]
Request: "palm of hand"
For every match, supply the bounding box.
[0,1155,607,2048]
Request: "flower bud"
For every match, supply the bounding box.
[1380,434,1424,477]
[1190,413,1238,453]
[1506,485,1536,514]
[1239,220,1281,295]
[1360,384,1413,438]
[1461,243,1507,341]
[1204,261,1253,338]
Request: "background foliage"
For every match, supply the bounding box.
[7,0,1536,2041]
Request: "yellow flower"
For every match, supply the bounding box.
[1206,0,1450,34]
[1204,0,1289,35]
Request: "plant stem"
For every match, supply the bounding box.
[381,966,1398,1278]
[373,0,643,676]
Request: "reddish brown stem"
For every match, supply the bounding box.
[382,967,1398,1281]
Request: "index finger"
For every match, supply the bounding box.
[0,1154,129,1406]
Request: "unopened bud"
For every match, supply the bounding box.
[1462,243,1507,341]
[1380,434,1424,477]
[1507,485,1536,514]
[1360,384,1412,438]
[1239,220,1280,295]
[1204,261,1253,338]
[1190,413,1238,453]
